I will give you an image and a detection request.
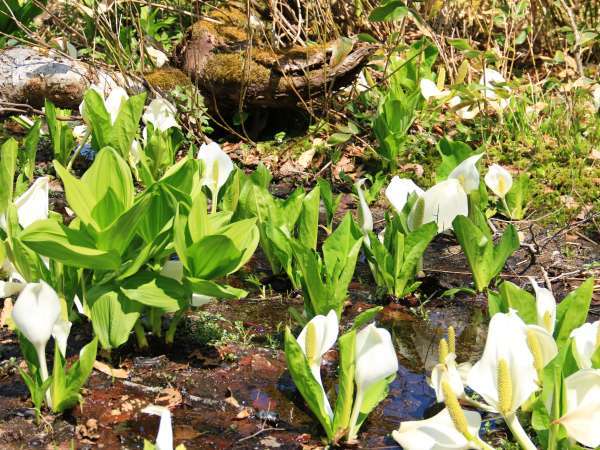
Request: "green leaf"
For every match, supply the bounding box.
[297,186,320,250]
[487,290,505,317]
[333,330,356,437]
[88,284,143,350]
[84,89,112,150]
[0,138,17,215]
[54,160,98,228]
[20,219,121,270]
[45,99,75,166]
[351,307,384,331]
[22,120,41,181]
[491,224,519,276]
[82,146,135,214]
[283,328,333,439]
[498,281,537,324]
[452,214,493,291]
[187,278,247,299]
[436,139,475,181]
[555,278,594,347]
[120,271,185,312]
[112,93,146,158]
[369,0,409,21]
[186,235,241,279]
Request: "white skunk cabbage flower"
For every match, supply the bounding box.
[431,352,465,403]
[197,142,234,206]
[0,176,49,232]
[484,164,513,199]
[296,310,339,420]
[347,323,398,440]
[160,260,213,307]
[556,369,600,448]
[146,46,169,68]
[569,321,599,369]
[12,282,71,406]
[449,96,479,120]
[392,407,485,450]
[480,68,510,110]
[528,277,556,334]
[448,154,484,194]
[354,179,373,234]
[143,98,179,132]
[420,79,450,100]
[408,179,468,233]
[467,311,557,418]
[385,176,424,215]
[104,87,130,125]
[142,404,174,450]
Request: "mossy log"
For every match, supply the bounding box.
[177,7,375,109]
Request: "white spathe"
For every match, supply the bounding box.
[385,176,424,214]
[296,310,339,420]
[570,321,599,369]
[354,179,373,234]
[430,353,465,403]
[408,178,468,233]
[354,323,398,393]
[143,98,179,133]
[449,96,479,120]
[146,46,169,68]
[12,281,61,350]
[528,277,556,334]
[161,260,184,283]
[484,164,513,199]
[448,154,484,194]
[142,404,174,450]
[420,79,450,100]
[197,142,234,197]
[1,176,50,230]
[347,323,398,441]
[556,369,600,448]
[104,87,130,125]
[480,68,510,110]
[392,407,483,450]
[467,310,539,414]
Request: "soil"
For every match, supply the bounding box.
[0,179,598,450]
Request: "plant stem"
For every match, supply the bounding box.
[66,128,92,172]
[134,321,148,349]
[346,389,364,442]
[35,345,52,408]
[504,412,536,450]
[501,197,512,220]
[211,188,218,214]
[165,309,185,345]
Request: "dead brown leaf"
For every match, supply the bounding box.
[155,387,182,409]
[234,408,251,420]
[93,360,129,379]
[0,299,13,327]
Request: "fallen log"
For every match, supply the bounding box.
[0,46,137,113]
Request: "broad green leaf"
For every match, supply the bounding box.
[96,193,153,254]
[555,278,594,347]
[83,89,112,150]
[88,284,142,350]
[436,139,476,181]
[498,281,537,324]
[452,214,493,292]
[120,271,184,312]
[369,0,409,21]
[297,186,320,250]
[187,278,247,299]
[82,147,134,212]
[186,235,241,279]
[333,330,356,436]
[112,93,146,158]
[20,219,120,270]
[492,224,519,277]
[45,99,75,165]
[54,161,97,228]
